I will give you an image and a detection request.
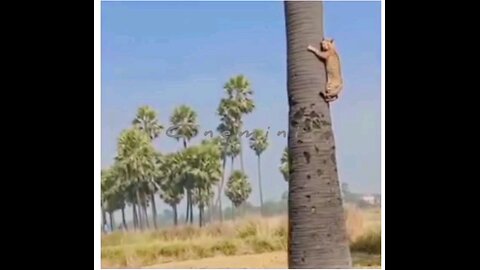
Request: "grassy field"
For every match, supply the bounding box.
[145,251,381,268]
[102,206,381,268]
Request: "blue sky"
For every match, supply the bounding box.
[101,1,381,213]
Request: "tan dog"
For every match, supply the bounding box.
[307,38,343,102]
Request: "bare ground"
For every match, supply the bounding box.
[142,251,381,269]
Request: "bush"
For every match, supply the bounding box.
[211,240,238,255]
[237,221,258,239]
[350,230,381,254]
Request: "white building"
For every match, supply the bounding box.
[361,194,380,205]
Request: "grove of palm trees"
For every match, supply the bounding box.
[100,1,382,269]
[102,74,265,231]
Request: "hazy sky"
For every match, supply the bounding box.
[101,1,381,214]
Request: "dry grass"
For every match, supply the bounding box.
[142,251,381,269]
[102,206,381,268]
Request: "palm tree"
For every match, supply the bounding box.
[133,106,163,229]
[280,147,290,182]
[214,129,240,221]
[196,140,222,226]
[180,141,221,226]
[101,167,126,231]
[225,170,252,219]
[248,129,269,215]
[221,75,255,173]
[133,106,164,140]
[116,128,156,231]
[170,105,199,224]
[158,153,184,226]
[169,105,199,148]
[284,1,351,267]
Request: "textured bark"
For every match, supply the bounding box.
[285,1,352,268]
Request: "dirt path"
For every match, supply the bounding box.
[144,251,381,269]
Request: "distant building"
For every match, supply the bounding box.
[361,194,381,205]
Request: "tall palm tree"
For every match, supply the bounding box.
[248,129,269,215]
[158,153,185,226]
[284,1,351,267]
[222,75,255,173]
[169,105,199,148]
[224,170,252,220]
[170,105,199,224]
[133,106,163,229]
[280,147,290,182]
[116,128,156,231]
[180,141,221,226]
[133,106,164,140]
[214,127,240,221]
[196,140,222,226]
[101,167,126,232]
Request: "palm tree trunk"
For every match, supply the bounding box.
[172,204,178,226]
[199,205,204,227]
[185,190,190,224]
[257,155,264,215]
[189,198,194,224]
[132,202,138,229]
[150,192,158,229]
[238,132,245,173]
[216,156,227,221]
[109,211,114,232]
[121,206,127,230]
[142,200,149,229]
[208,196,214,223]
[136,190,144,230]
[285,1,351,268]
[102,205,107,233]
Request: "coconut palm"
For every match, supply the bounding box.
[248,129,269,214]
[133,106,163,229]
[170,105,199,223]
[224,170,252,219]
[284,1,351,267]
